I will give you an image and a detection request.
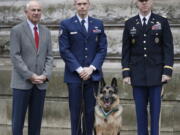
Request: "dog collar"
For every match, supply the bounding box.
[99,106,119,122]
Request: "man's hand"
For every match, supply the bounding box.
[79,66,94,80]
[29,74,46,84]
[38,75,47,81]
[123,77,131,85]
[161,75,171,83]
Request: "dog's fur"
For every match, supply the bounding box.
[94,78,123,135]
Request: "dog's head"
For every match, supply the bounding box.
[97,77,120,111]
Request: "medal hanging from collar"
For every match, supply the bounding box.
[99,106,119,122]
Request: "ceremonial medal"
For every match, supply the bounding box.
[131,39,136,44]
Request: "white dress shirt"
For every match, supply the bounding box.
[139,12,151,25]
[76,14,88,31]
[75,14,96,73]
[27,19,39,38]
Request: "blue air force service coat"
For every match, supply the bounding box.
[121,13,174,86]
[59,15,107,83]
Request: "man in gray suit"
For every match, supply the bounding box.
[10,0,53,135]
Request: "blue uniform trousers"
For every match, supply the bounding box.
[12,86,46,135]
[133,85,162,135]
[67,81,98,135]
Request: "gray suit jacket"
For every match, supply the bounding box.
[10,21,53,90]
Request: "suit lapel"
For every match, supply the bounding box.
[87,17,94,37]
[72,16,87,37]
[134,15,143,32]
[135,14,156,33]
[145,13,156,33]
[37,25,43,54]
[23,21,37,52]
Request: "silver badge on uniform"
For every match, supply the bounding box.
[130,27,137,35]
[155,37,160,44]
[130,27,136,44]
[70,32,78,35]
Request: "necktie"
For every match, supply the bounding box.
[142,17,147,31]
[81,19,87,33]
[34,25,39,49]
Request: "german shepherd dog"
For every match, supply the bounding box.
[94,78,123,135]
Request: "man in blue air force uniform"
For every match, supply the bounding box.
[58,0,107,135]
[121,0,174,135]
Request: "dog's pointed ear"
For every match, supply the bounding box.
[111,77,118,93]
[111,78,117,87]
[101,78,106,87]
[100,78,106,93]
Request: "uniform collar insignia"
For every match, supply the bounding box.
[131,27,136,31]
[136,21,140,25]
[151,21,154,24]
[136,17,140,25]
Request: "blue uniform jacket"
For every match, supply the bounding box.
[121,13,174,86]
[59,15,107,83]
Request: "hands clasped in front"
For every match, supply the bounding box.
[79,66,94,81]
[123,74,171,85]
[30,74,47,84]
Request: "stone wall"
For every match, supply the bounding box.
[0,58,180,135]
[1,0,180,56]
[0,0,180,134]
